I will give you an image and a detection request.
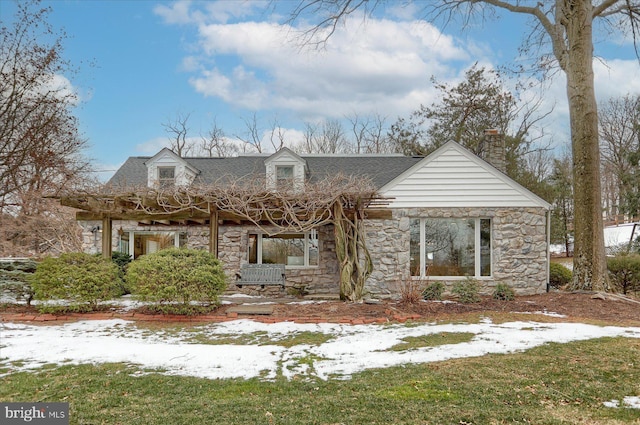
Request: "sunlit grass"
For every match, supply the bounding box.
[387,332,475,351]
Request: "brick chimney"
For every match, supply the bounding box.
[481,129,506,173]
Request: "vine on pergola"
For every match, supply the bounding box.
[63,173,385,302]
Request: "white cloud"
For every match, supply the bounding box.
[153,0,196,25]
[135,136,202,155]
[594,58,640,100]
[187,16,471,120]
[154,0,269,25]
[158,3,640,152]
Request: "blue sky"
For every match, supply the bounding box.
[2,0,639,180]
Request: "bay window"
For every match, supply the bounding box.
[249,231,318,267]
[410,218,491,278]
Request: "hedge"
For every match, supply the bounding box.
[607,254,640,295]
[126,248,227,314]
[30,253,123,311]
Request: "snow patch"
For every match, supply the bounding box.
[2,319,639,381]
[603,396,640,409]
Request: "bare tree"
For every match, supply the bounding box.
[285,0,640,292]
[199,118,238,157]
[0,0,92,254]
[235,113,264,153]
[162,112,193,157]
[297,119,348,153]
[598,94,640,221]
[268,116,287,152]
[234,113,290,154]
[549,154,574,257]
[346,112,392,153]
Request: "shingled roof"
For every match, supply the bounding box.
[107,154,424,190]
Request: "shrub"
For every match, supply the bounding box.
[422,281,445,301]
[607,254,640,295]
[111,251,132,273]
[111,251,132,294]
[398,277,424,305]
[452,277,481,303]
[30,253,123,311]
[126,248,227,314]
[549,262,572,289]
[492,283,515,301]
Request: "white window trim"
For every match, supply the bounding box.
[414,218,492,279]
[266,160,304,191]
[253,230,319,268]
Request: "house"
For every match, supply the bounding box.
[65,135,552,298]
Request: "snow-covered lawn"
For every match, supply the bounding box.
[2,318,639,382]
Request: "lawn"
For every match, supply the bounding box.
[1,333,639,424]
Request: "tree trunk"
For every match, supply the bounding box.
[564,1,611,291]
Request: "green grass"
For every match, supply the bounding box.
[387,332,476,351]
[99,322,333,348]
[1,337,639,424]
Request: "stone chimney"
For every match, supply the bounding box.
[481,129,506,173]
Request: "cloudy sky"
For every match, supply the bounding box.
[2,0,640,180]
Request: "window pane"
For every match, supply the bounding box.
[159,167,175,179]
[262,234,305,265]
[134,233,175,258]
[118,233,130,255]
[248,234,258,264]
[158,166,175,188]
[276,166,293,179]
[308,231,319,266]
[276,166,294,190]
[425,218,475,276]
[480,219,491,276]
[410,219,421,276]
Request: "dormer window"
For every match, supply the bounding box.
[264,148,307,192]
[276,165,294,190]
[158,166,176,188]
[144,148,199,189]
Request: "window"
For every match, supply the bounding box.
[158,166,175,188]
[117,231,187,259]
[410,218,491,278]
[249,231,318,267]
[275,165,294,190]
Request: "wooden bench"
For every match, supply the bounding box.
[235,264,286,289]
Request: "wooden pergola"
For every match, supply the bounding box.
[60,190,391,260]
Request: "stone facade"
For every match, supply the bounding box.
[82,220,340,296]
[365,207,549,297]
[81,206,548,298]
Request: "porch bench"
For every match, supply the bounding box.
[235,264,286,289]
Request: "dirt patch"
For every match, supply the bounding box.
[2,291,639,325]
[269,292,640,326]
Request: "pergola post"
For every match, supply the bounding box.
[209,209,219,258]
[101,215,112,259]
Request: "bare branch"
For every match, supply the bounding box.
[162,112,192,157]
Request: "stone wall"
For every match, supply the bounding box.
[365,207,549,297]
[81,220,340,296]
[80,206,548,298]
